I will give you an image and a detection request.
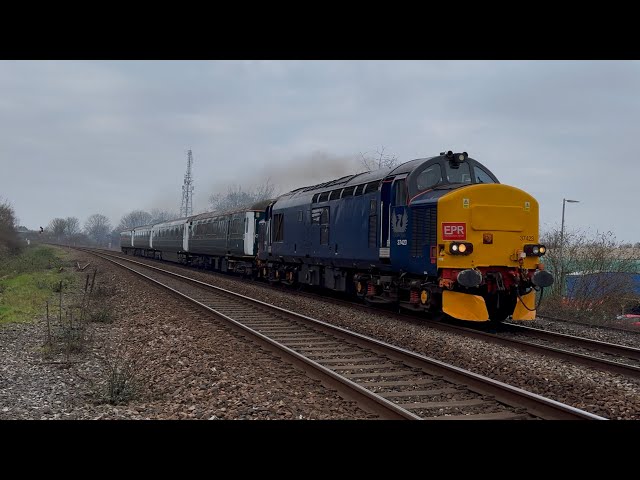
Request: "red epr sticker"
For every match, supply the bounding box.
[442,222,466,240]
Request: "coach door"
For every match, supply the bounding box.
[265,204,272,255]
[183,222,191,252]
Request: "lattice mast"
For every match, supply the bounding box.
[179,149,194,217]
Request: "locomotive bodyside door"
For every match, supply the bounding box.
[389,176,410,270]
[379,177,394,259]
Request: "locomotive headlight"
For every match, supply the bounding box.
[449,242,473,255]
[524,244,547,256]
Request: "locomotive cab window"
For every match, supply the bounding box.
[415,163,442,191]
[445,160,472,184]
[473,165,496,184]
[394,179,408,206]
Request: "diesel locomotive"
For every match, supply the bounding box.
[121,151,553,323]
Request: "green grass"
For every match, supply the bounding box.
[0,245,76,324]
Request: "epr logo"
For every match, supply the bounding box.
[442,222,466,240]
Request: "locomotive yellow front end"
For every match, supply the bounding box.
[436,183,553,322]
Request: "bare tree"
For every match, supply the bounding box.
[85,214,112,246]
[208,178,277,213]
[65,217,81,237]
[540,226,639,321]
[359,145,400,171]
[253,178,277,203]
[117,210,153,231]
[149,208,177,223]
[47,218,68,243]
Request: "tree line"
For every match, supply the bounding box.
[41,209,178,248]
[0,197,21,256]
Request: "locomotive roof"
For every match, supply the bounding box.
[273,157,437,209]
[280,157,437,199]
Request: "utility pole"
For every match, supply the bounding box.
[559,198,580,296]
[180,149,194,218]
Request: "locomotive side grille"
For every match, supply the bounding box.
[368,215,377,248]
[411,207,437,257]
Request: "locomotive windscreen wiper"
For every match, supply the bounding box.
[434,183,468,190]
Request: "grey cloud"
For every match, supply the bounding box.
[0,60,638,242]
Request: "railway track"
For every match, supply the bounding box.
[79,247,603,420]
[496,323,640,376]
[296,291,640,379]
[83,248,640,380]
[532,314,640,335]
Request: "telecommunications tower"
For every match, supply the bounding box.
[179,149,194,217]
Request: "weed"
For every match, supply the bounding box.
[99,345,145,405]
[90,306,114,324]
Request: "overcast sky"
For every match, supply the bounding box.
[1,60,638,242]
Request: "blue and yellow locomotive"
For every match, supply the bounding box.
[121,151,553,323]
[257,151,553,322]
